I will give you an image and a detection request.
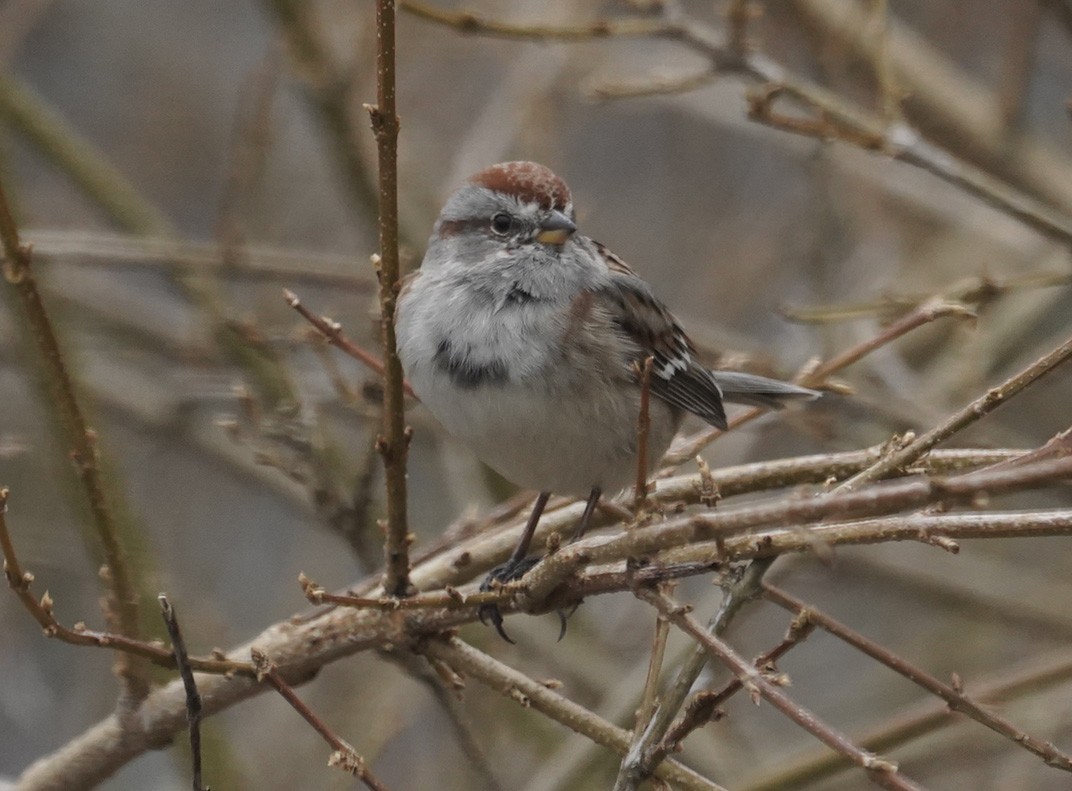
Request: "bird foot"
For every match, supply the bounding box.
[477,557,540,643]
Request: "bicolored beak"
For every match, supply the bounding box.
[535,210,577,245]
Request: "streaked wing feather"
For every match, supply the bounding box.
[592,241,728,430]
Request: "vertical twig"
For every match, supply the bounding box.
[634,356,654,513]
[0,176,149,700]
[159,595,208,791]
[366,0,412,596]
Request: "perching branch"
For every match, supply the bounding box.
[367,0,412,598]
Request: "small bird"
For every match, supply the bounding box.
[396,162,817,639]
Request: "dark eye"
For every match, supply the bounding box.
[490,213,513,235]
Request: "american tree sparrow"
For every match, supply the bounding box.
[396,162,817,639]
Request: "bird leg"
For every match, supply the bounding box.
[479,487,603,642]
[479,491,551,642]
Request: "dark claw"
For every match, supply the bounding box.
[478,557,540,643]
[555,602,582,642]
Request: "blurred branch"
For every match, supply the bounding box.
[367,0,412,598]
[780,269,1072,325]
[0,490,251,677]
[261,0,379,231]
[0,68,172,235]
[400,2,676,40]
[25,229,377,290]
[0,182,150,702]
[747,80,1072,246]
[789,0,1072,212]
[763,584,1072,772]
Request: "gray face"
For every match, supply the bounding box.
[427,184,569,268]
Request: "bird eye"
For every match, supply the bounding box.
[490,213,513,235]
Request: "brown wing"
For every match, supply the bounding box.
[590,241,728,430]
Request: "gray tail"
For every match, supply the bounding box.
[710,371,820,410]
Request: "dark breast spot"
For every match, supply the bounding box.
[434,339,508,389]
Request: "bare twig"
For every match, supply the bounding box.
[639,588,924,790]
[400,2,675,40]
[660,608,817,755]
[159,595,208,791]
[283,288,417,398]
[615,559,774,789]
[367,0,412,598]
[666,298,973,464]
[763,584,1072,772]
[838,333,1072,491]
[746,648,1072,789]
[634,356,654,513]
[635,597,672,731]
[419,636,727,791]
[252,649,389,789]
[0,491,251,677]
[0,177,149,700]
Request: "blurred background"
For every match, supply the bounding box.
[2,1,1072,788]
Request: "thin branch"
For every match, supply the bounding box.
[746,648,1072,789]
[0,68,171,235]
[252,649,389,790]
[635,595,672,732]
[0,177,149,700]
[25,229,377,290]
[615,559,774,790]
[666,298,973,464]
[419,636,727,791]
[639,588,924,790]
[634,356,654,513]
[521,456,1072,605]
[660,607,818,756]
[368,0,412,598]
[1,491,253,677]
[763,584,1072,772]
[159,595,208,791]
[838,332,1072,491]
[283,288,417,398]
[400,2,676,40]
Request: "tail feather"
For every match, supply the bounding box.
[710,371,820,410]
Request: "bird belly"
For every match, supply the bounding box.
[411,370,678,497]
